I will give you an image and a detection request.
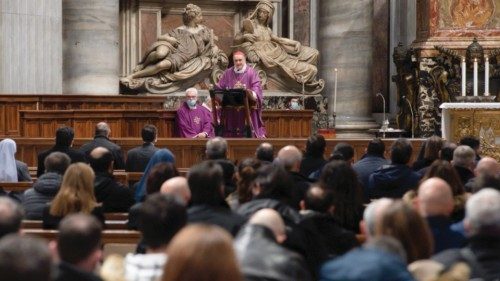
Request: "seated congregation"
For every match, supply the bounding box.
[0,123,500,281]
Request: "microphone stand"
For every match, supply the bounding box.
[402,96,415,138]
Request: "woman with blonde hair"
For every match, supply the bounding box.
[161,224,243,281]
[375,200,434,263]
[42,163,104,229]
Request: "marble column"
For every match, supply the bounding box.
[318,0,378,137]
[63,0,119,94]
[0,0,62,94]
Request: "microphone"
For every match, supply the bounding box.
[401,96,415,138]
[376,93,388,132]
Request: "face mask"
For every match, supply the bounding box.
[290,101,300,110]
[187,99,197,108]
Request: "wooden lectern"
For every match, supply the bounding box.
[209,88,256,138]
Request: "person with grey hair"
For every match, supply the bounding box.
[175,87,214,138]
[433,188,500,280]
[276,145,312,204]
[0,235,52,281]
[0,197,24,238]
[23,152,71,219]
[234,208,312,281]
[205,137,236,196]
[79,122,125,169]
[465,156,500,192]
[360,198,393,239]
[452,145,476,186]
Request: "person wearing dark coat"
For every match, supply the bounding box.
[205,137,237,196]
[353,138,389,197]
[276,145,312,208]
[125,124,159,172]
[433,189,500,281]
[452,145,476,186]
[187,161,245,236]
[367,138,421,199]
[299,186,359,258]
[299,134,327,178]
[37,126,86,177]
[234,209,312,281]
[417,178,466,254]
[23,152,71,219]
[79,122,124,170]
[52,214,104,281]
[89,147,134,213]
[237,164,324,279]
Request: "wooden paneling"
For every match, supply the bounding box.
[18,109,313,139]
[12,137,424,169]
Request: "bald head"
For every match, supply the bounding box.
[362,198,394,239]
[160,176,191,205]
[95,122,110,137]
[276,145,302,172]
[418,177,454,217]
[249,208,286,243]
[475,157,500,177]
[256,142,274,162]
[89,147,113,172]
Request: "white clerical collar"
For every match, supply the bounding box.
[233,64,247,74]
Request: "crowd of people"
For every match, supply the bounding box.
[0,125,499,281]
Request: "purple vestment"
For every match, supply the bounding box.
[216,65,266,138]
[175,101,214,138]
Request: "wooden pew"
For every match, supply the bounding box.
[0,182,33,192]
[22,229,141,244]
[104,213,129,221]
[22,219,129,230]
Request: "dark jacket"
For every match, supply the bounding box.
[433,235,500,281]
[212,159,236,197]
[94,172,135,212]
[290,171,313,208]
[453,165,475,187]
[300,156,327,179]
[234,224,312,281]
[125,143,158,172]
[22,172,62,219]
[353,155,389,197]
[237,199,322,278]
[427,215,466,254]
[299,210,359,259]
[16,160,31,182]
[320,247,414,281]
[79,135,125,170]
[53,261,103,281]
[367,164,421,200]
[188,204,246,236]
[42,205,105,229]
[37,146,86,177]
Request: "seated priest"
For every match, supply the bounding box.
[175,88,214,138]
[215,51,266,138]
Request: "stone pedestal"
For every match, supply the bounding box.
[63,0,119,94]
[318,0,379,138]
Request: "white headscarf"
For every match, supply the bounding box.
[0,139,18,182]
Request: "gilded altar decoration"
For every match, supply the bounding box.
[450,0,495,28]
[120,4,228,94]
[233,0,324,95]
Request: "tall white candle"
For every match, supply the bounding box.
[334,68,338,113]
[473,58,478,96]
[461,57,466,96]
[485,56,490,96]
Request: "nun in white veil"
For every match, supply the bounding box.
[0,138,19,182]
